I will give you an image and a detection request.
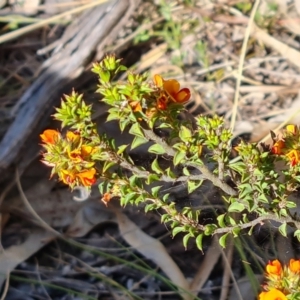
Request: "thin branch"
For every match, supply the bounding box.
[143,128,237,196]
[212,213,300,235]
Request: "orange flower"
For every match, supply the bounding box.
[154,74,191,105]
[40,129,60,144]
[60,169,76,185]
[76,168,96,186]
[289,258,300,273]
[69,145,94,162]
[66,131,80,143]
[266,260,282,276]
[259,289,287,300]
[129,100,142,112]
[101,192,112,206]
[285,149,300,166]
[271,140,285,155]
[156,97,168,110]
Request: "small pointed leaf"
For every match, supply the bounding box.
[219,233,229,248]
[148,144,166,155]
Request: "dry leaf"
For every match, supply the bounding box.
[0,228,55,289]
[113,208,193,300]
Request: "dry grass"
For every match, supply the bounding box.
[1,0,300,299]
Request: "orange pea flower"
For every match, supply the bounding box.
[271,140,285,155]
[289,258,300,273]
[259,289,287,300]
[266,260,282,276]
[40,129,60,145]
[101,192,112,206]
[66,131,80,143]
[154,74,191,108]
[129,100,142,112]
[60,169,77,185]
[76,168,96,186]
[69,145,95,163]
[285,149,300,166]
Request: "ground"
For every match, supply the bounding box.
[1,0,300,299]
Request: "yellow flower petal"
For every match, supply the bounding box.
[153,74,164,87]
[66,131,80,143]
[258,289,287,300]
[286,149,300,166]
[286,124,298,135]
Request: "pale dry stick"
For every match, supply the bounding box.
[15,169,61,237]
[34,258,52,300]
[230,0,261,131]
[0,270,10,300]
[37,0,92,9]
[189,236,221,294]
[219,240,235,300]
[218,236,243,300]
[0,0,108,44]
[195,61,236,77]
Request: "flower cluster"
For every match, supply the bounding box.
[127,74,191,117]
[259,259,300,299]
[271,125,300,166]
[153,74,191,110]
[40,129,97,188]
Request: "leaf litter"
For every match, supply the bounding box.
[2,0,300,299]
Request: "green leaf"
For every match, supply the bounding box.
[242,213,249,223]
[280,208,287,217]
[228,202,245,213]
[182,167,190,176]
[183,233,192,249]
[248,226,254,236]
[187,180,203,194]
[161,214,170,223]
[219,233,229,248]
[146,174,160,185]
[294,230,300,242]
[124,192,137,203]
[279,223,287,237]
[151,185,162,198]
[151,158,163,174]
[172,226,185,237]
[131,136,148,150]
[119,118,130,132]
[196,234,204,252]
[227,216,236,226]
[257,194,268,204]
[162,193,170,202]
[232,227,240,237]
[129,123,144,138]
[145,203,158,212]
[217,214,226,227]
[173,150,185,166]
[103,161,115,172]
[179,126,192,142]
[148,144,166,155]
[204,224,217,235]
[166,167,176,178]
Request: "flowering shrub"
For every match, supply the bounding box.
[40,54,300,252]
[259,259,300,299]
